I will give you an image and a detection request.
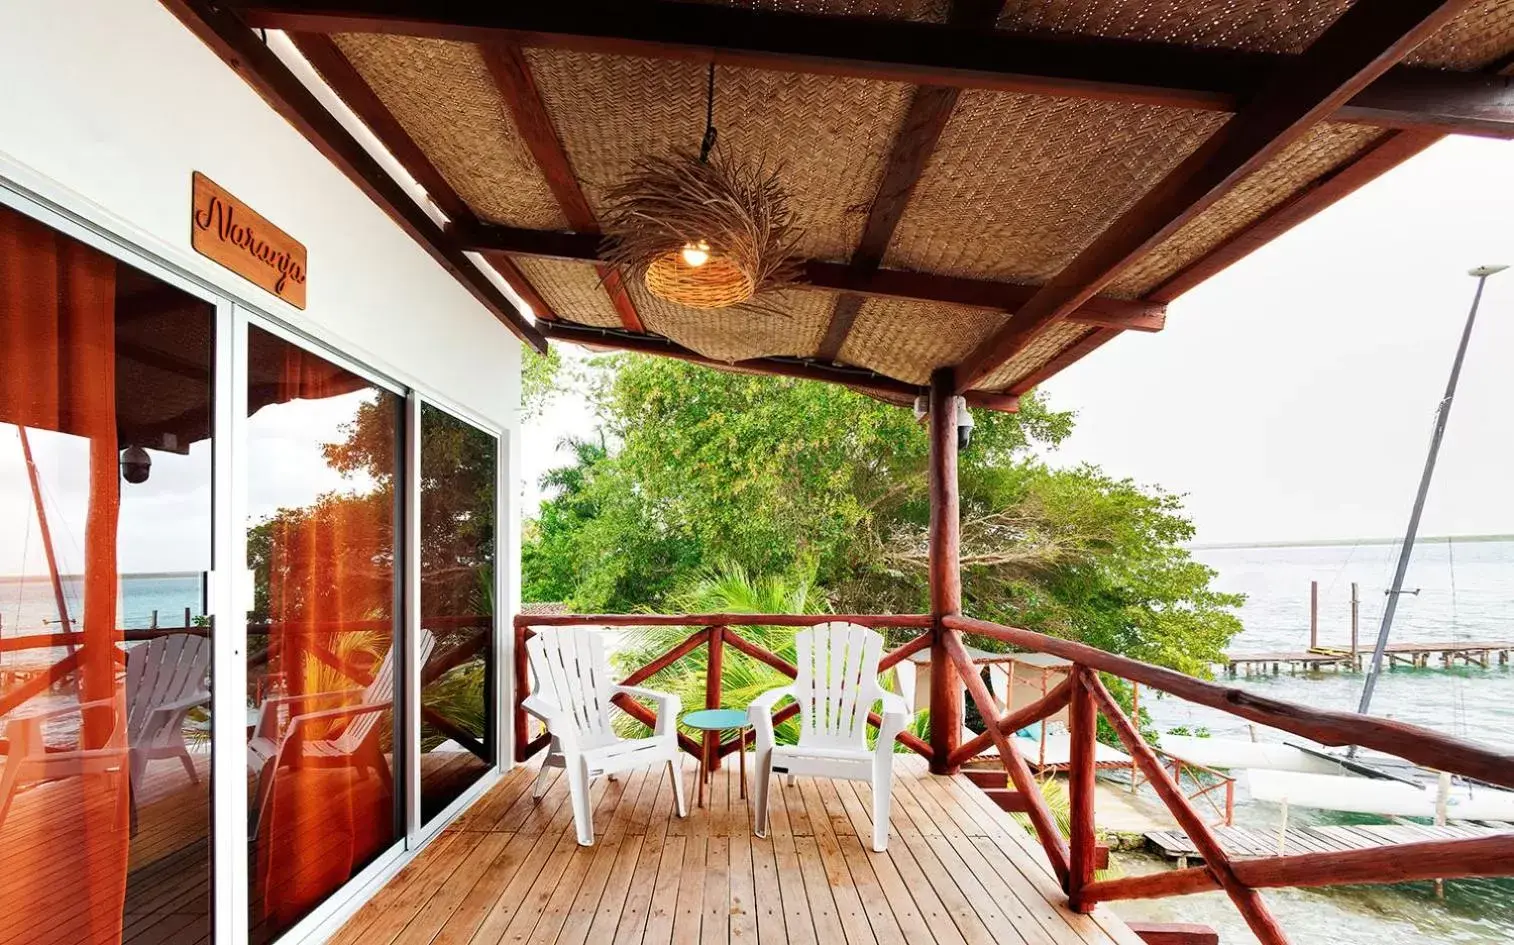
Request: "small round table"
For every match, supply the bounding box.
[682,708,751,808]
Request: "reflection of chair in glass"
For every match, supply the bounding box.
[247,629,434,835]
[524,626,687,846]
[126,633,212,790]
[748,622,907,852]
[0,691,128,830]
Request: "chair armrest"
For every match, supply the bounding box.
[150,691,212,717]
[747,685,794,752]
[9,696,116,724]
[612,685,681,737]
[286,701,389,730]
[252,688,364,739]
[873,689,909,748]
[523,690,575,748]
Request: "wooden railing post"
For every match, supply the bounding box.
[927,366,963,774]
[1067,666,1098,912]
[513,621,530,763]
[706,625,725,771]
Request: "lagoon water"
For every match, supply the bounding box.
[1118,539,1514,945]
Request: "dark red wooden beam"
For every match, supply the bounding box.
[956,0,1475,392]
[159,1,547,352]
[284,32,563,321]
[450,222,1165,331]
[1127,923,1221,945]
[537,320,1021,412]
[1144,130,1439,303]
[231,0,1514,139]
[480,42,646,332]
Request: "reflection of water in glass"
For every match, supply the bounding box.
[1113,540,1514,944]
[0,572,204,634]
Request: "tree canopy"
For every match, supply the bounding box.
[524,354,1242,675]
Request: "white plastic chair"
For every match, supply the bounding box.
[748,622,907,852]
[126,633,211,789]
[524,625,687,846]
[247,629,433,835]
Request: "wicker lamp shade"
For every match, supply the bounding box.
[602,149,801,311]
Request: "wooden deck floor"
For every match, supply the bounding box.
[332,754,1143,945]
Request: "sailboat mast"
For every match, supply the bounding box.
[1355,265,1506,722]
[18,427,75,644]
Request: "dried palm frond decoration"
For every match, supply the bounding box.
[601,65,802,311]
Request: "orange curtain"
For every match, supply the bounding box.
[0,206,126,943]
[257,352,394,925]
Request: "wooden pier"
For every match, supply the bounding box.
[1146,821,1513,867]
[1224,641,1513,675]
[1221,579,1513,673]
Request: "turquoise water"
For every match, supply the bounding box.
[1114,540,1514,944]
[0,571,204,635]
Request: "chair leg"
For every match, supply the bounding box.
[668,757,687,818]
[870,774,893,852]
[532,760,554,801]
[178,747,200,785]
[752,750,772,839]
[566,757,594,846]
[871,750,896,852]
[786,774,796,788]
[0,759,23,830]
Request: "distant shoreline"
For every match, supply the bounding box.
[1190,534,1514,551]
[0,571,202,584]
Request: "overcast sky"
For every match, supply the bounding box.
[524,135,1514,546]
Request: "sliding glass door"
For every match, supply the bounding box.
[0,182,506,945]
[243,326,404,943]
[416,403,498,826]
[0,200,217,945]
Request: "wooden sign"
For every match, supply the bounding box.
[191,172,307,309]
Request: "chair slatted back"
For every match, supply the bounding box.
[125,633,210,739]
[794,622,883,750]
[526,626,615,741]
[335,628,435,751]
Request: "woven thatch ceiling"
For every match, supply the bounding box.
[175,0,1514,410]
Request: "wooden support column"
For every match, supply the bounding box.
[706,625,725,772]
[1067,667,1099,911]
[928,367,964,774]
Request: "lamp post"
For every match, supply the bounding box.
[1353,264,1507,735]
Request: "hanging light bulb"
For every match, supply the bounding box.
[680,239,711,268]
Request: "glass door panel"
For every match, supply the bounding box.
[0,202,215,944]
[417,403,497,824]
[243,326,402,943]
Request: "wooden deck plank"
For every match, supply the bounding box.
[330,757,1132,945]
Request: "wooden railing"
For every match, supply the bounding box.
[939,614,1514,942]
[512,613,933,766]
[1139,750,1236,827]
[513,611,1514,945]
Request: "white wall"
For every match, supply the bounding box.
[0,0,525,611]
[0,0,522,434]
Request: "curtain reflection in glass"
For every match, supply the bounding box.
[418,404,496,824]
[0,204,214,945]
[245,327,400,942]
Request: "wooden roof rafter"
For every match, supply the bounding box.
[448,221,1166,333]
[157,0,547,353]
[479,41,647,333]
[231,0,1514,140]
[814,0,1008,364]
[283,31,564,324]
[955,0,1479,393]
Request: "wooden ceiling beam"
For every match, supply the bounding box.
[449,221,1165,331]
[479,41,646,333]
[955,0,1474,393]
[231,0,1514,139]
[284,32,562,321]
[158,1,546,352]
[537,321,1020,412]
[816,82,965,362]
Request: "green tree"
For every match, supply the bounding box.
[525,355,1242,674]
